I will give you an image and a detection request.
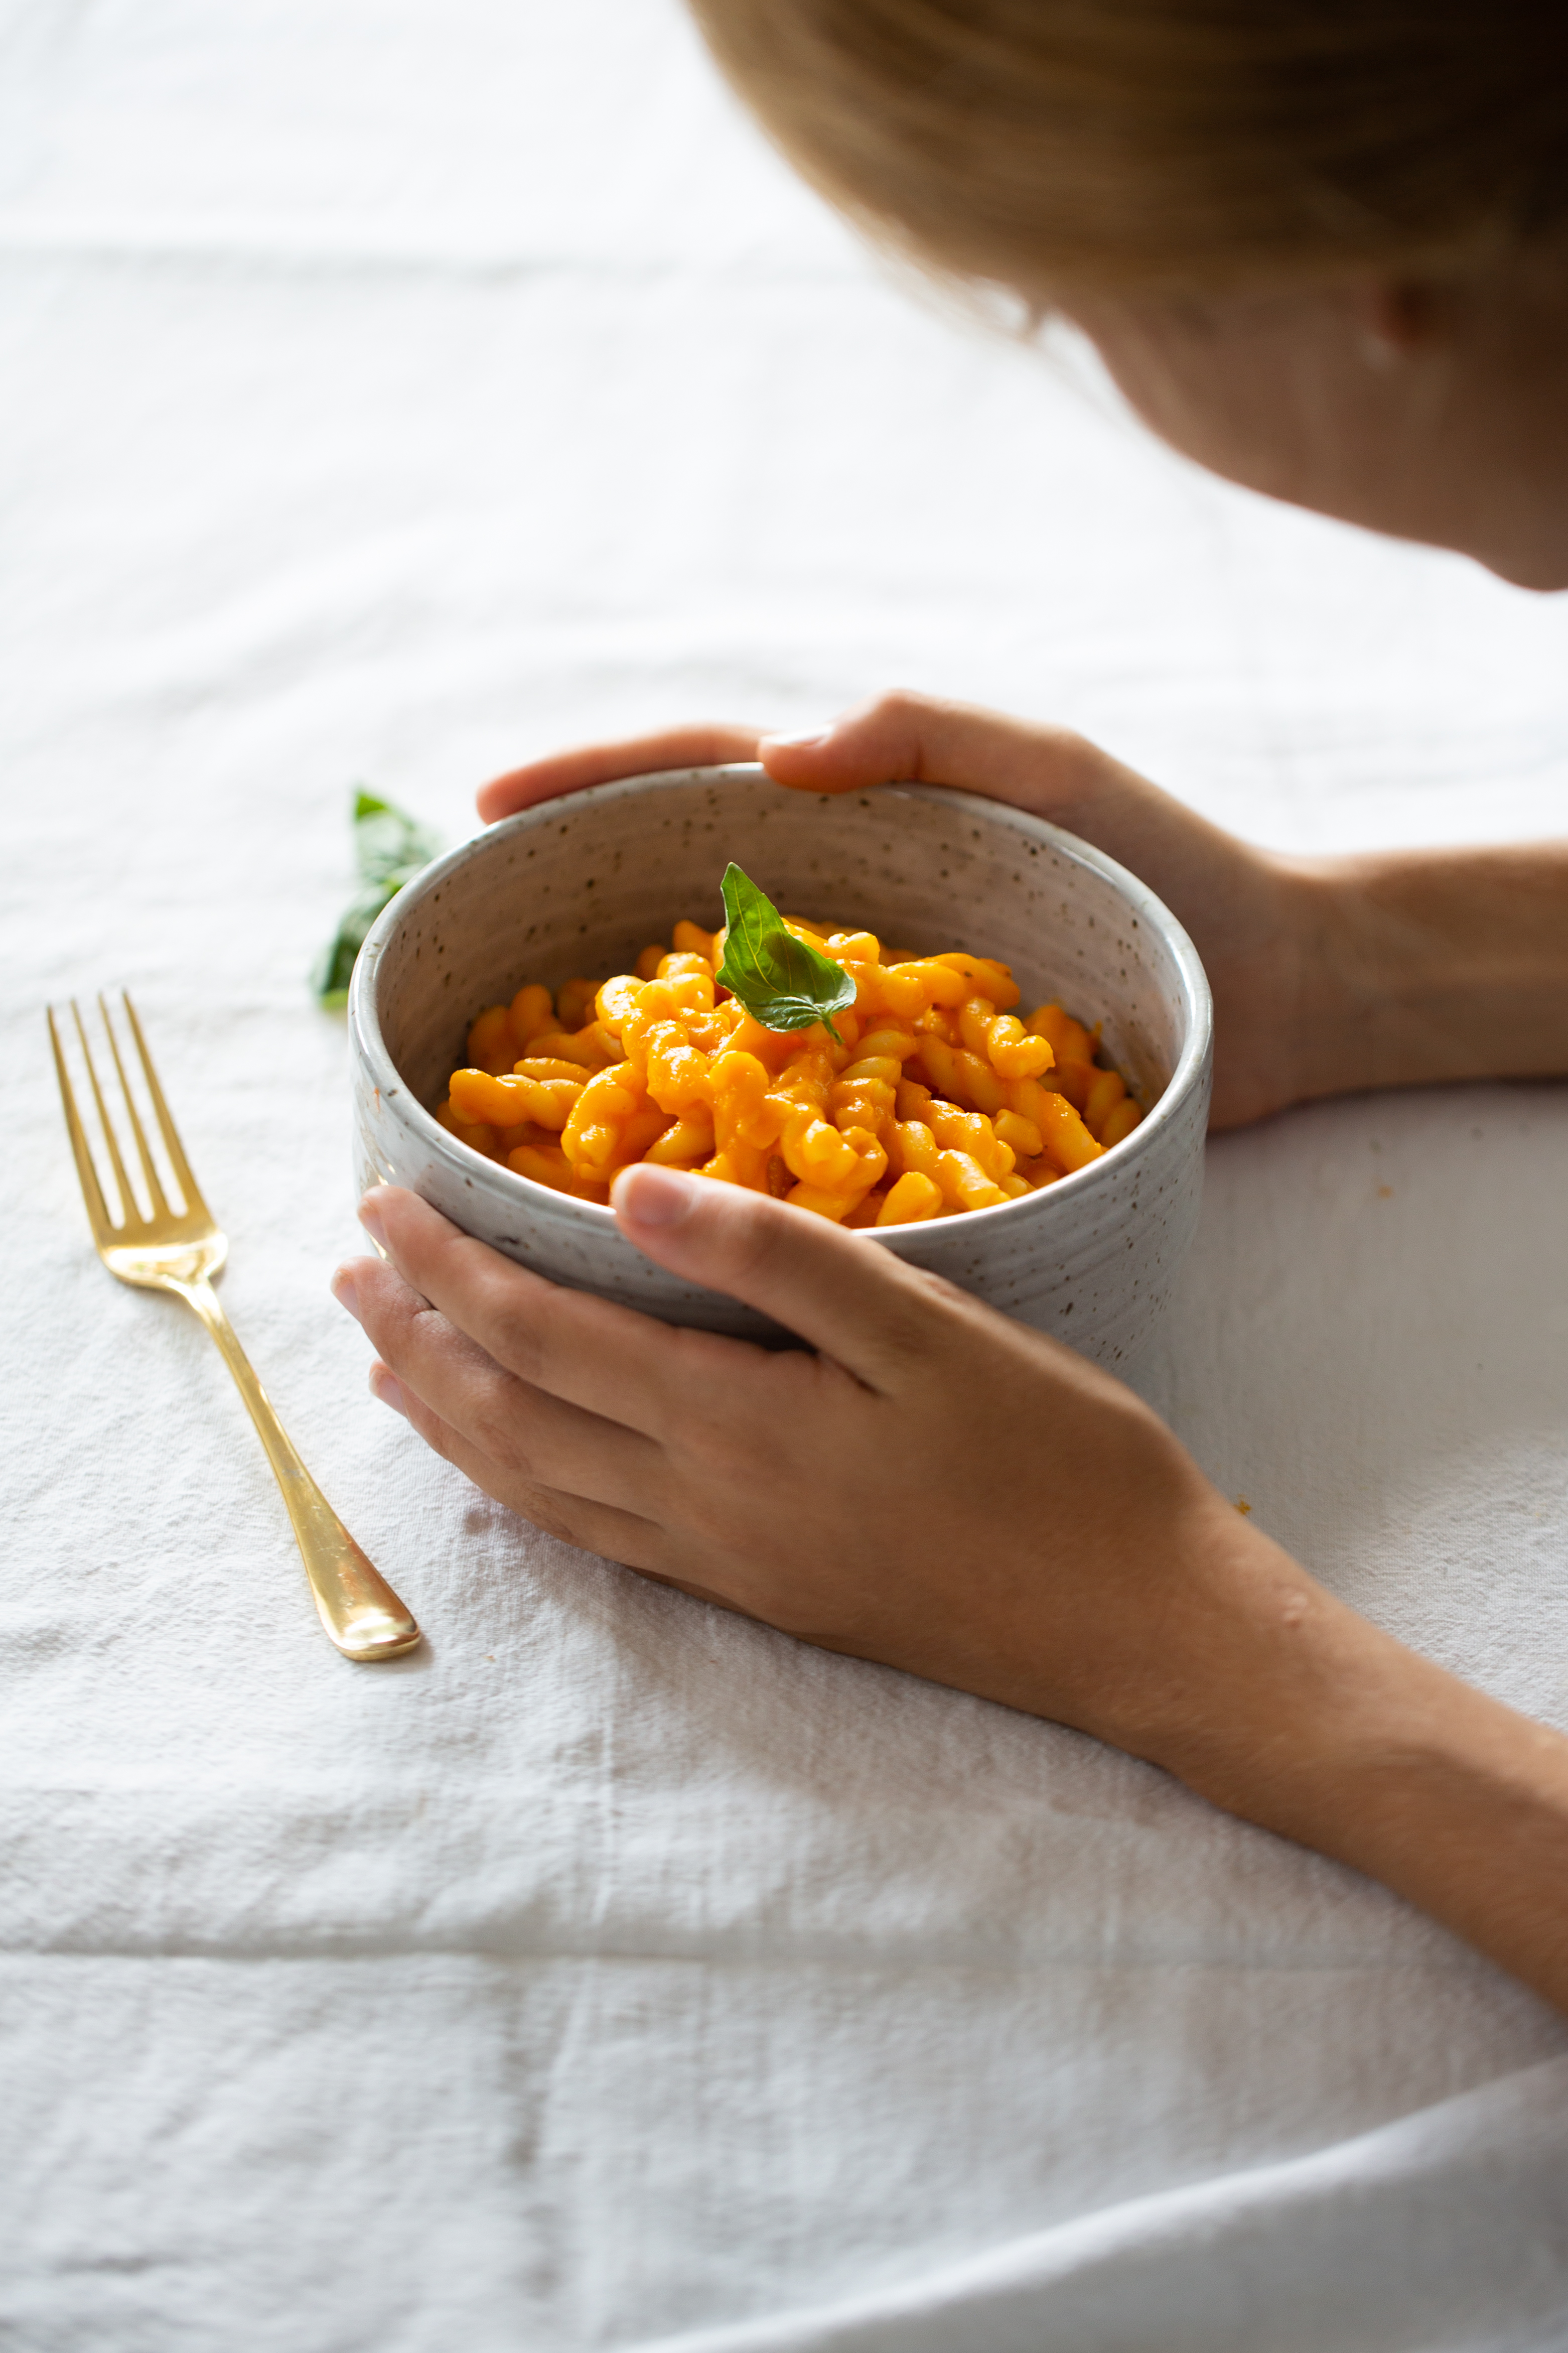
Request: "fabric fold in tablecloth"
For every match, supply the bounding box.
[641,2058,1568,2352]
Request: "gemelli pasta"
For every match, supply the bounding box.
[438,913,1145,1224]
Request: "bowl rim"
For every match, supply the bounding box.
[348,763,1213,1237]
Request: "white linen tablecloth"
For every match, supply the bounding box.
[4,6,1567,2347]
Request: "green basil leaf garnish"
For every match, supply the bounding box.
[714,862,857,1039]
[350,790,441,892]
[314,789,442,1008]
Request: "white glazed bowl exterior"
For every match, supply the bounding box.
[348,765,1211,1368]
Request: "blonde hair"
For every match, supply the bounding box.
[689,0,1568,294]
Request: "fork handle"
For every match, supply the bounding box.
[169,1276,421,1661]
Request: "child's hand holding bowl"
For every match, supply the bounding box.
[333,692,1568,2020]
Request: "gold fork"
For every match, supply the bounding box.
[49,993,421,1662]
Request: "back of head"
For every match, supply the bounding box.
[689,0,1568,295]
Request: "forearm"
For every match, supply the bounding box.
[1282,841,1568,1104]
[1144,1523,1568,2010]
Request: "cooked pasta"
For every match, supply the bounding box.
[438,914,1145,1222]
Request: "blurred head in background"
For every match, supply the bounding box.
[689,0,1568,586]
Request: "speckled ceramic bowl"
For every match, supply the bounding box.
[348,765,1211,1367]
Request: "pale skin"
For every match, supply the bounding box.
[334,249,1568,2012]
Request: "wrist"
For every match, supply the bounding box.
[1114,1492,1470,1848]
[1122,1502,1377,1808]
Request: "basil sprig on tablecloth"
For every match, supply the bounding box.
[314,790,441,1008]
[714,862,857,1040]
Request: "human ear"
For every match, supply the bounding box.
[1352,276,1449,367]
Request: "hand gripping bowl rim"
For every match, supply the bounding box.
[346,763,1213,1246]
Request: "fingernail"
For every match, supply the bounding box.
[614,1163,697,1229]
[369,1364,407,1417]
[358,1191,389,1250]
[760,727,830,750]
[330,1263,359,1314]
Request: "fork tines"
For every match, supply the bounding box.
[48,993,205,1239]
